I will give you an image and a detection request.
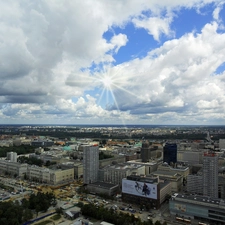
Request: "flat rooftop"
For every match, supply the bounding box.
[171,193,225,208]
[88,181,118,188]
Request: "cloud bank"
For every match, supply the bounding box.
[0,0,225,125]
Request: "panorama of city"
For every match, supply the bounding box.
[2,1,225,225]
[0,125,225,225]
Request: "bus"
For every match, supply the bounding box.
[176,217,191,224]
[183,218,191,223]
[176,217,184,222]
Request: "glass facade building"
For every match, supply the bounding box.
[170,193,225,224]
[163,143,177,165]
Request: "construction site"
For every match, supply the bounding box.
[30,180,83,201]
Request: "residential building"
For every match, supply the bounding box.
[203,151,218,198]
[82,144,99,184]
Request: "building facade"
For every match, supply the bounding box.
[203,152,218,198]
[170,193,225,224]
[27,165,74,185]
[0,160,27,177]
[87,181,119,196]
[219,139,225,150]
[141,140,150,162]
[83,145,99,184]
[187,174,203,195]
[98,163,145,187]
[7,152,17,162]
[163,143,177,165]
[122,175,161,209]
[0,160,74,185]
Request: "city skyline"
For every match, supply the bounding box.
[1,1,225,125]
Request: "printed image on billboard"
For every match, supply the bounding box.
[122,179,157,199]
[175,203,186,212]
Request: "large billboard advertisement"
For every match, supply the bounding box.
[122,179,157,199]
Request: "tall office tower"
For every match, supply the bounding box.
[82,144,99,184]
[7,152,17,162]
[163,143,177,165]
[141,140,150,162]
[203,151,218,198]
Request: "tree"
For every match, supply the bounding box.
[55,207,63,215]
[23,209,33,222]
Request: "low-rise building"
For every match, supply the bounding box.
[31,140,54,147]
[0,160,27,177]
[98,163,145,187]
[126,160,159,175]
[151,170,183,193]
[157,162,190,178]
[170,193,225,224]
[122,175,171,209]
[87,181,119,196]
[0,159,74,185]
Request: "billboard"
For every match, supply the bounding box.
[122,179,157,199]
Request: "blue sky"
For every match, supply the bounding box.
[0,0,225,125]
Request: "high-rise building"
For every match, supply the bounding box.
[203,151,218,198]
[141,140,150,162]
[7,152,17,162]
[82,144,99,184]
[163,143,177,165]
[219,139,225,150]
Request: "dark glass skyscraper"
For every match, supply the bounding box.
[163,143,177,165]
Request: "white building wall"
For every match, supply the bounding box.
[7,152,17,162]
[219,139,225,150]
